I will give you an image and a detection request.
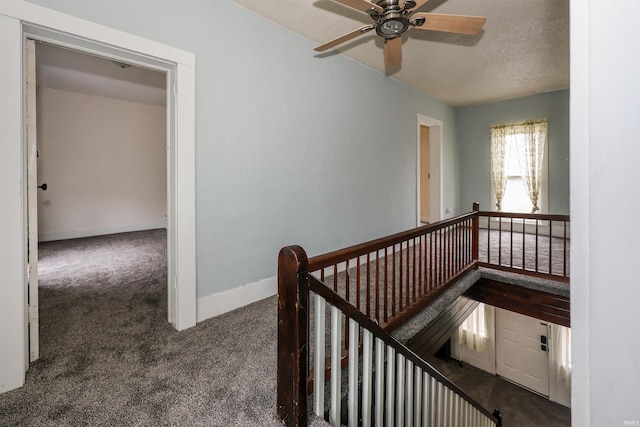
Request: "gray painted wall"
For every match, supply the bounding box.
[27,0,460,298]
[457,90,569,214]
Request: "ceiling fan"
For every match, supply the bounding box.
[314,0,486,66]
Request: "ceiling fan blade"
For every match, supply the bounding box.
[406,0,431,11]
[334,0,384,14]
[314,25,376,52]
[384,37,402,66]
[411,13,486,35]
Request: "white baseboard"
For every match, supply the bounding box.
[38,221,167,242]
[196,276,277,322]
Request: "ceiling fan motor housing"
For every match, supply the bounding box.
[372,1,411,38]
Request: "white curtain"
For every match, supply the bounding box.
[459,303,489,352]
[551,324,572,388]
[516,120,547,213]
[490,126,509,211]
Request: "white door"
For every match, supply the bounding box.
[26,39,40,362]
[496,308,549,396]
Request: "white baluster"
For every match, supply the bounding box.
[452,389,457,426]
[453,394,460,427]
[427,374,435,427]
[470,402,475,426]
[451,390,460,427]
[463,401,469,427]
[414,366,422,427]
[405,360,413,427]
[396,353,405,427]
[374,338,384,427]
[348,319,359,427]
[436,382,444,427]
[313,295,326,418]
[385,346,395,427]
[361,330,373,427]
[330,306,341,427]
[442,386,449,426]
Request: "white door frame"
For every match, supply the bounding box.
[416,114,443,226]
[0,0,197,393]
[25,38,39,363]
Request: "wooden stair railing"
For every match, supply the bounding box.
[277,203,570,426]
[308,210,479,335]
[475,204,570,282]
[277,245,502,427]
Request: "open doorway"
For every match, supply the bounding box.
[31,41,168,362]
[419,125,431,224]
[35,42,167,243]
[1,7,196,392]
[416,114,443,226]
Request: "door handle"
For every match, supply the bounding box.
[38,183,47,191]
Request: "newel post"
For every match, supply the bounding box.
[472,202,480,263]
[276,245,309,427]
[493,409,503,427]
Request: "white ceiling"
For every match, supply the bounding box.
[36,42,166,106]
[234,0,570,106]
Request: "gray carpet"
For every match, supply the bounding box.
[0,229,298,426]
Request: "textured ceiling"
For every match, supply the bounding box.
[234,0,570,106]
[34,1,568,108]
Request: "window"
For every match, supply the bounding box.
[551,324,572,388]
[459,303,489,351]
[490,120,548,213]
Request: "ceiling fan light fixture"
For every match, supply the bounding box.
[377,16,409,38]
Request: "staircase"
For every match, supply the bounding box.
[406,296,479,361]
[276,204,569,426]
[277,245,502,427]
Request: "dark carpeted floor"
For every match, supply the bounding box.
[0,229,291,426]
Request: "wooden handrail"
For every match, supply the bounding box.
[479,210,569,222]
[308,274,501,424]
[308,212,477,272]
